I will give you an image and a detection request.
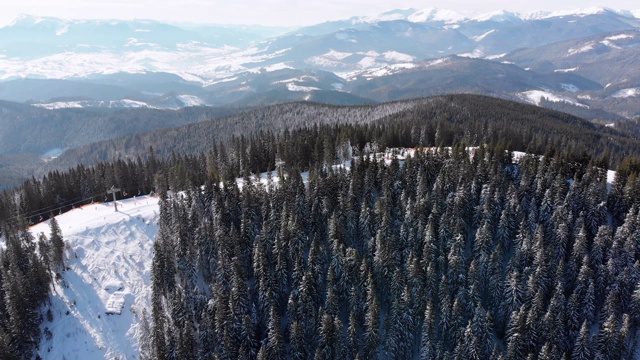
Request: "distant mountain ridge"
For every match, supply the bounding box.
[1,8,640,120]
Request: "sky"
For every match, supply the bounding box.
[0,0,637,27]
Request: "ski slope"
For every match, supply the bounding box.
[30,195,159,360]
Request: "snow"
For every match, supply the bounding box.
[305,50,354,68]
[263,62,294,72]
[42,148,64,158]
[176,94,205,106]
[554,67,578,73]
[56,25,69,36]
[517,90,589,108]
[458,48,485,58]
[32,99,158,110]
[567,43,594,56]
[286,83,320,92]
[485,53,507,60]
[323,50,353,60]
[425,57,451,67]
[605,33,634,41]
[472,10,521,22]
[524,7,609,20]
[561,83,579,92]
[600,39,621,49]
[407,8,467,23]
[611,88,640,98]
[33,101,85,110]
[359,11,407,23]
[105,292,128,315]
[0,41,278,83]
[473,29,495,42]
[358,56,377,68]
[607,170,617,192]
[383,51,414,62]
[30,195,160,360]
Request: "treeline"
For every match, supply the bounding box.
[53,95,640,172]
[52,100,414,169]
[0,218,64,359]
[147,144,640,359]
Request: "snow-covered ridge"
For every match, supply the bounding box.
[472,10,521,23]
[407,8,467,23]
[523,7,621,20]
[361,6,637,25]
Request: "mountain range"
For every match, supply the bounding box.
[0,8,638,120]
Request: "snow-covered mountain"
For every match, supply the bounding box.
[1,9,637,84]
[0,8,639,118]
[30,196,159,359]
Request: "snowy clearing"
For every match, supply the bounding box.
[31,196,159,360]
[176,94,206,107]
[612,88,640,98]
[32,99,158,110]
[517,90,588,108]
[473,29,495,42]
[555,67,578,73]
[561,83,579,93]
[567,43,594,56]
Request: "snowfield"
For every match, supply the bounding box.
[30,196,159,360]
[612,88,640,98]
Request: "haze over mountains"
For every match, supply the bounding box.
[0,7,639,119]
[0,6,640,190]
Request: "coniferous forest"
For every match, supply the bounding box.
[146,145,640,360]
[1,95,640,358]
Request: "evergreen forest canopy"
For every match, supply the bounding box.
[1,95,640,358]
[148,146,640,360]
[53,94,640,171]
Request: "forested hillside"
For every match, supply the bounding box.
[148,145,640,359]
[1,95,640,358]
[54,95,640,170]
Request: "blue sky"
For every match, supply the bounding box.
[0,0,637,26]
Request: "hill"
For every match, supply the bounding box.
[53,95,640,170]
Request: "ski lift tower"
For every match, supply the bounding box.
[107,186,121,212]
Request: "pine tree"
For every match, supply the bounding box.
[363,270,380,360]
[139,308,153,360]
[571,320,591,360]
[49,217,65,271]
